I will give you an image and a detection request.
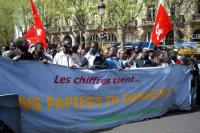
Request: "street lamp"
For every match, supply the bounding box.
[172,4,178,46]
[98,0,106,47]
[44,20,49,43]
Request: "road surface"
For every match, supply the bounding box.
[92,107,200,133]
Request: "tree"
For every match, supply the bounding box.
[106,0,144,49]
[35,0,61,35]
[0,0,15,46]
[57,0,99,45]
[56,0,77,43]
[14,0,32,33]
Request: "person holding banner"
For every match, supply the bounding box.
[81,42,107,69]
[12,37,34,61]
[32,43,51,63]
[2,42,17,59]
[135,50,155,67]
[53,40,80,68]
[106,47,124,69]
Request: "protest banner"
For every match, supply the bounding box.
[0,57,191,133]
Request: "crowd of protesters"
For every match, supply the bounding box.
[1,37,200,70]
[0,37,200,106]
[0,37,200,132]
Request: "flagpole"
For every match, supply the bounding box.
[148,3,157,50]
[148,0,163,50]
[148,40,152,49]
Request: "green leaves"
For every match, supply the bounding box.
[0,0,16,46]
[106,0,144,28]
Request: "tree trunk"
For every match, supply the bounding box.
[120,28,126,50]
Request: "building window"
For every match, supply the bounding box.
[106,33,117,43]
[91,34,99,42]
[142,32,151,42]
[126,34,136,42]
[147,5,155,21]
[165,30,184,45]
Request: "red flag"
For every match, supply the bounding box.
[151,4,172,46]
[29,0,48,48]
[24,25,38,45]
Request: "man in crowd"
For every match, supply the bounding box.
[2,42,17,59]
[154,51,169,67]
[0,46,8,56]
[81,42,107,69]
[106,47,124,69]
[12,37,34,60]
[126,51,137,69]
[118,49,128,67]
[134,45,142,59]
[135,50,155,67]
[53,40,80,67]
[32,43,51,63]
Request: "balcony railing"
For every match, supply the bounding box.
[87,23,116,30]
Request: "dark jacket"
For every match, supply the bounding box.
[136,59,155,67]
[81,54,107,69]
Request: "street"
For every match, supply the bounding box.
[92,107,200,133]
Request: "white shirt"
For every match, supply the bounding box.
[53,51,80,67]
[2,51,10,58]
[71,53,81,67]
[161,62,169,67]
[84,51,100,68]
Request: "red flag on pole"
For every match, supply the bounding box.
[24,25,38,45]
[151,4,172,46]
[29,0,48,48]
